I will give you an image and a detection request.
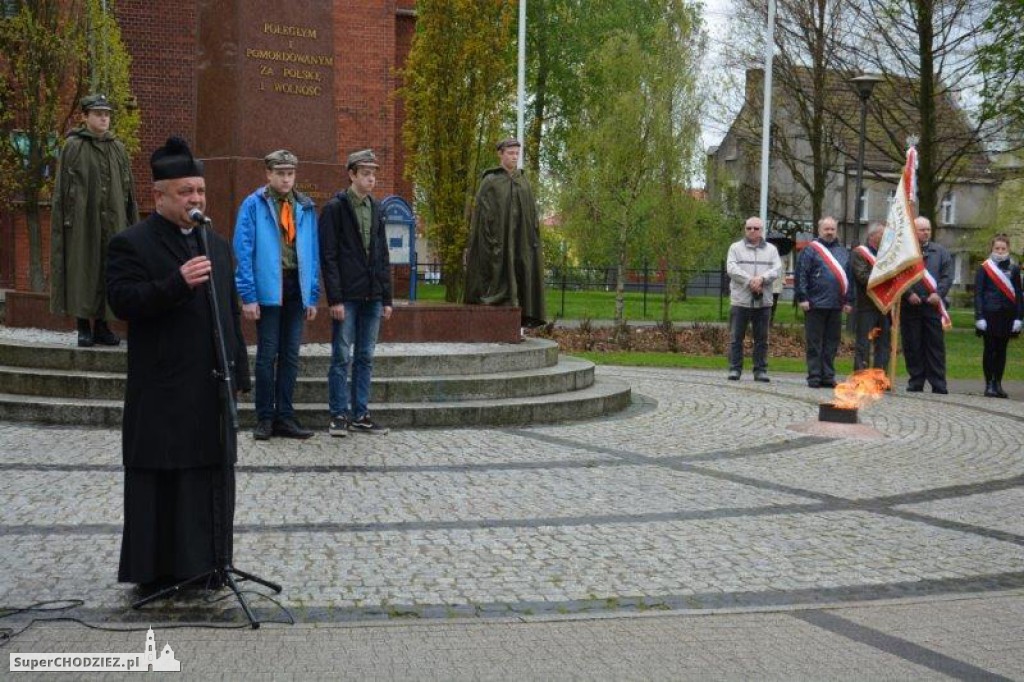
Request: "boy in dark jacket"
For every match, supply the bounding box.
[318,150,392,435]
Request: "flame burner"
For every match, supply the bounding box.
[819,402,859,424]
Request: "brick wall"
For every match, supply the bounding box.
[394,3,415,202]
[334,1,399,198]
[115,1,199,215]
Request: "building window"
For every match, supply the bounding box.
[858,188,868,222]
[940,191,956,225]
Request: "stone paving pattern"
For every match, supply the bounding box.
[3,365,1024,678]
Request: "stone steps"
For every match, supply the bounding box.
[0,357,595,403]
[0,338,560,378]
[0,336,631,428]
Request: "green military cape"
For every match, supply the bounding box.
[50,126,138,319]
[464,166,546,326]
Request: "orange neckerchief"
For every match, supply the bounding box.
[279,199,295,244]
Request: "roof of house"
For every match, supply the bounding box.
[720,67,990,179]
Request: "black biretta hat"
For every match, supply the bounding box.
[150,136,204,181]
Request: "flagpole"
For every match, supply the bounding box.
[516,0,526,169]
[888,302,900,388]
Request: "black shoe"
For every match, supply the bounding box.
[92,319,120,346]
[754,372,770,383]
[350,414,389,435]
[253,419,273,440]
[820,379,837,388]
[273,417,314,439]
[76,318,94,348]
[994,381,1009,399]
[807,381,821,388]
[931,387,948,395]
[727,370,741,381]
[906,385,924,393]
[328,416,349,438]
[984,380,999,398]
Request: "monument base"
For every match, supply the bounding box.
[4,291,522,344]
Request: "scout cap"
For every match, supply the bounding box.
[150,136,204,181]
[81,94,114,112]
[346,149,379,170]
[265,149,298,170]
[496,138,521,151]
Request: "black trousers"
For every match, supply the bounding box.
[728,305,771,373]
[854,308,891,371]
[900,305,947,391]
[804,308,842,384]
[983,335,1009,382]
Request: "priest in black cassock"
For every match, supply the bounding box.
[107,136,250,589]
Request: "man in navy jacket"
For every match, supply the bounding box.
[318,149,393,436]
[901,216,953,394]
[796,216,854,388]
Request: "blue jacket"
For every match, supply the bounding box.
[795,238,855,309]
[233,187,320,308]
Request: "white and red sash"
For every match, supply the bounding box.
[920,270,953,330]
[981,259,1017,304]
[809,241,849,299]
[854,245,876,266]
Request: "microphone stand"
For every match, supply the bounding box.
[132,218,281,629]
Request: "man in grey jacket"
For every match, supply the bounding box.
[726,217,782,382]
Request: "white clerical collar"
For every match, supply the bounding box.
[179,227,194,236]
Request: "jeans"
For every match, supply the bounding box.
[253,272,305,422]
[328,300,383,419]
[728,305,771,373]
[804,307,842,384]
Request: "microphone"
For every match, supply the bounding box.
[188,208,212,225]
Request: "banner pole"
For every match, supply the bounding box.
[888,300,900,388]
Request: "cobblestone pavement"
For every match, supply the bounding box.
[3,366,1024,679]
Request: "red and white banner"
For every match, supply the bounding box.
[868,147,924,312]
[808,241,849,299]
[921,270,953,330]
[981,259,1017,304]
[854,245,876,266]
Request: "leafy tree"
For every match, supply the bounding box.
[978,0,1024,145]
[86,0,140,155]
[0,0,86,292]
[0,0,138,292]
[559,0,706,330]
[400,0,516,302]
[727,0,852,230]
[841,0,998,227]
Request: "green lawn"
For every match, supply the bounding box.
[575,330,1021,381]
[412,284,1014,380]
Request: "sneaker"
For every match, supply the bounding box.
[253,419,273,440]
[328,416,349,438]
[349,414,389,435]
[753,372,770,383]
[727,370,741,381]
[272,417,315,439]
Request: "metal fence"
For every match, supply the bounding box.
[411,261,796,320]
[413,261,731,296]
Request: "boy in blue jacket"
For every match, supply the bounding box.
[234,150,320,440]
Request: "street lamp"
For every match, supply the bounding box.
[850,74,884,245]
